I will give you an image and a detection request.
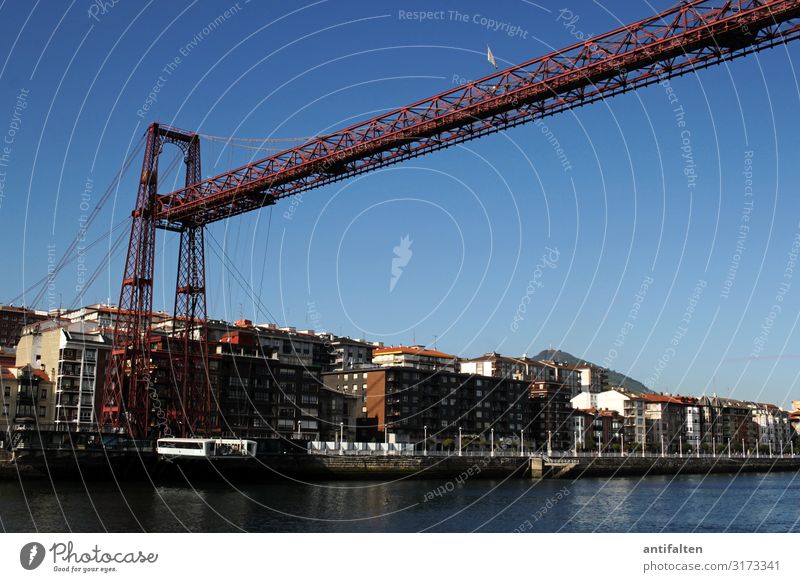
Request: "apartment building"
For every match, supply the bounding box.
[62,303,171,331]
[574,363,608,396]
[640,394,697,453]
[322,366,555,452]
[572,407,624,450]
[16,319,110,431]
[530,370,573,452]
[317,333,382,370]
[460,352,536,380]
[372,346,458,373]
[751,403,792,451]
[699,397,757,451]
[214,327,326,440]
[0,364,56,440]
[0,305,48,348]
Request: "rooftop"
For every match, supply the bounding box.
[373,346,456,360]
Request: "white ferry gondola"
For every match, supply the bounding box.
[156,437,257,459]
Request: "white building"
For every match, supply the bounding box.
[16,320,110,430]
[571,388,631,416]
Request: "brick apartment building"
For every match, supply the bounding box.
[323,366,534,450]
[0,305,48,348]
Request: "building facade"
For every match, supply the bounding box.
[1,365,56,441]
[16,320,110,431]
[372,346,458,373]
[0,305,48,348]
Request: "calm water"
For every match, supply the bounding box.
[1,472,798,532]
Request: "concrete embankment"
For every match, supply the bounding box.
[0,450,528,482]
[531,455,800,479]
[3,451,799,482]
[165,454,529,481]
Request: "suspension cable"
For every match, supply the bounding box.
[25,133,146,307]
[205,230,278,326]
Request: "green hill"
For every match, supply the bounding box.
[533,349,652,394]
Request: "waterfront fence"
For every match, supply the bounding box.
[306,442,799,459]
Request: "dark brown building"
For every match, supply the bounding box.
[0,305,48,348]
[213,328,326,442]
[323,365,574,453]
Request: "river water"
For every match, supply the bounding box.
[1,472,798,532]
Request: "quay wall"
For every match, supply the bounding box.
[536,455,800,479]
[2,450,799,482]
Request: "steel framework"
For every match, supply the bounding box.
[101,124,211,438]
[102,0,800,438]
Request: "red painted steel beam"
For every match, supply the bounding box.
[154,0,800,230]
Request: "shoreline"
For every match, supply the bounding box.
[2,450,799,482]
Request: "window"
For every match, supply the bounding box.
[39,406,46,418]
[40,389,47,400]
[3,386,9,397]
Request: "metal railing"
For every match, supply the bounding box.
[306,448,799,459]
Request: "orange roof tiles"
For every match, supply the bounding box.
[373,346,456,360]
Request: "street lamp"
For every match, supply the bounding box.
[661,435,665,458]
[742,438,745,458]
[296,420,302,439]
[621,433,625,456]
[679,439,682,458]
[490,428,495,457]
[520,428,524,457]
[547,430,552,457]
[339,422,344,455]
[727,437,731,459]
[423,425,428,457]
[458,426,462,457]
[712,437,716,458]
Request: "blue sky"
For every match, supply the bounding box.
[1,0,799,406]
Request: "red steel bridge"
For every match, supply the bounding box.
[101,0,800,438]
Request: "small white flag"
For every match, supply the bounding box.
[487,45,497,69]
